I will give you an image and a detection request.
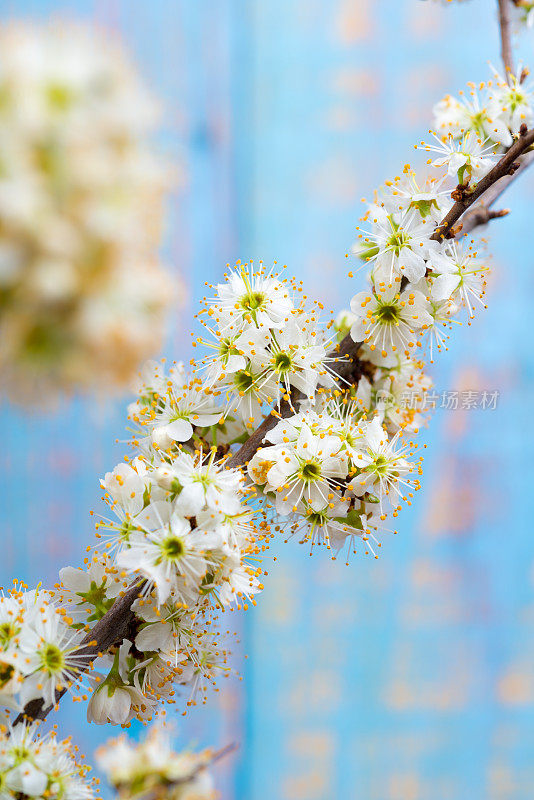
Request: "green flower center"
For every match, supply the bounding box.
[0,661,14,688]
[306,510,328,526]
[234,370,254,393]
[240,291,265,312]
[274,352,293,373]
[376,304,399,323]
[387,230,408,253]
[120,519,136,542]
[161,536,185,560]
[219,339,240,360]
[299,461,321,482]
[469,110,487,135]
[11,745,31,761]
[41,643,65,675]
[0,621,19,650]
[371,455,394,476]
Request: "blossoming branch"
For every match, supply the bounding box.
[1,0,533,792]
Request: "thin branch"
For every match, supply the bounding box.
[498,0,515,81]
[432,126,534,241]
[461,149,534,233]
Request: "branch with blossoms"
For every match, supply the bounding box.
[2,0,534,793]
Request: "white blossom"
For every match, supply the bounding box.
[420,131,498,185]
[355,209,436,284]
[0,723,92,800]
[428,242,489,316]
[349,282,433,356]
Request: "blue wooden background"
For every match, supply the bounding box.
[2,1,534,798]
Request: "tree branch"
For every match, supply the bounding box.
[461,149,534,233]
[432,127,534,241]
[19,129,534,729]
[498,0,515,81]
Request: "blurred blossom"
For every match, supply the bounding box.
[0,22,182,404]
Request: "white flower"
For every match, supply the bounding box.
[248,421,348,515]
[373,356,433,432]
[489,68,534,136]
[287,493,351,548]
[134,596,193,654]
[380,172,452,223]
[158,451,243,517]
[356,418,416,505]
[117,514,209,606]
[127,360,169,418]
[144,373,223,448]
[101,462,148,517]
[0,722,93,800]
[215,363,280,426]
[16,603,86,708]
[328,509,387,561]
[57,554,123,626]
[349,282,432,356]
[249,319,335,398]
[87,674,152,725]
[433,87,513,146]
[428,242,489,316]
[201,326,270,382]
[207,261,294,334]
[0,589,87,711]
[420,131,498,185]
[96,726,216,800]
[355,209,436,283]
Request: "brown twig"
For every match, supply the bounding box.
[461,149,534,233]
[431,126,534,241]
[498,0,515,81]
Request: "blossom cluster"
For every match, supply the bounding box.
[0,721,218,800]
[0,584,87,712]
[347,74,534,371]
[432,68,533,151]
[0,721,93,800]
[0,23,176,403]
[50,391,263,724]
[96,726,217,800]
[198,262,336,425]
